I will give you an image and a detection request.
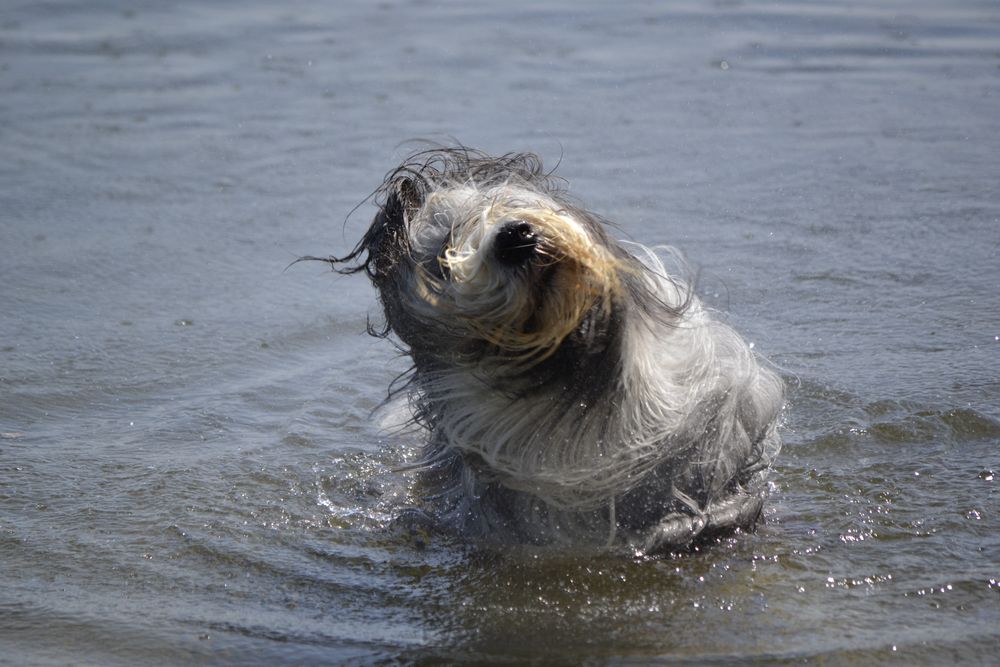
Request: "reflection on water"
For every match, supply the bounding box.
[2,0,999,664]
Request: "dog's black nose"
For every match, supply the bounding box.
[494,220,538,265]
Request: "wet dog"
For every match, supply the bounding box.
[321,148,782,551]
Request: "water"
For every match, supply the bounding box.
[2,0,999,664]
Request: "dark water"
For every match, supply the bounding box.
[2,1,999,664]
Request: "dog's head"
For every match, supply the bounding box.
[340,149,652,367]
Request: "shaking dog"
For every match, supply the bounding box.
[325,148,782,551]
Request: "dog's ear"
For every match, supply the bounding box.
[379,177,414,236]
[359,175,429,284]
[395,176,422,217]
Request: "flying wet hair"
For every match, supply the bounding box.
[315,147,783,552]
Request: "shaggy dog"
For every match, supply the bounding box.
[320,148,782,551]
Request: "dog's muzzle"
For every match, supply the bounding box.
[493,220,538,266]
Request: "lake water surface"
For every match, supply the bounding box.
[2,1,999,664]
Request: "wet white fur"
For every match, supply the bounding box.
[388,182,783,544]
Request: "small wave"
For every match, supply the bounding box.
[789,380,1000,450]
[863,403,1000,444]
